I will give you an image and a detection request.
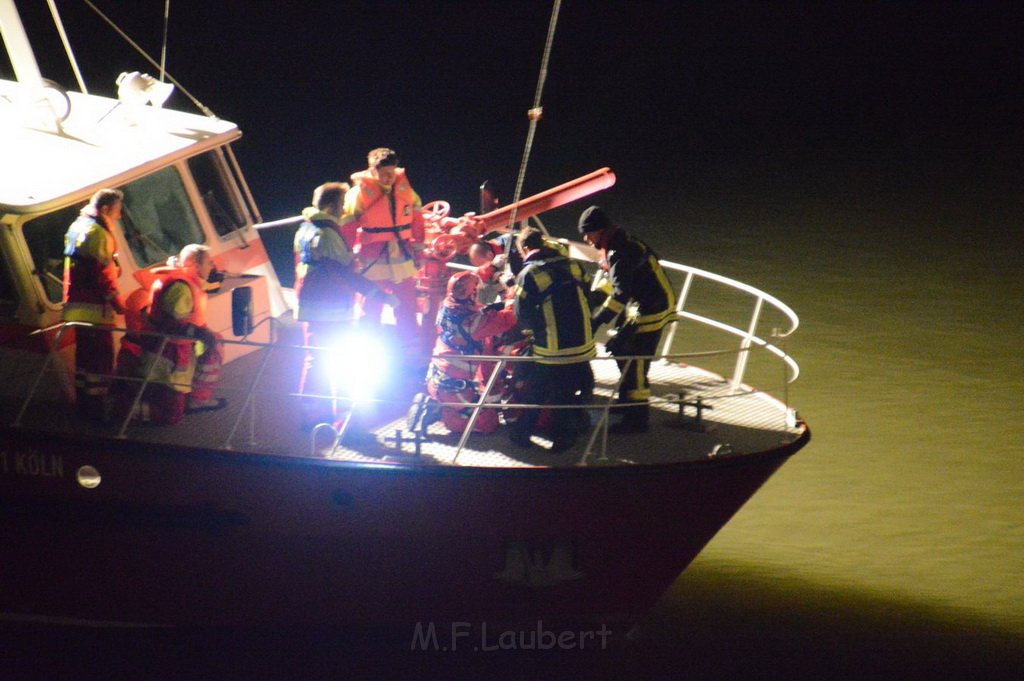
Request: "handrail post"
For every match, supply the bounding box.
[453,359,505,464]
[13,322,71,426]
[731,296,763,391]
[117,335,170,437]
[659,271,693,357]
[580,356,631,465]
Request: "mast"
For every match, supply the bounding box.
[0,0,45,87]
[0,0,68,129]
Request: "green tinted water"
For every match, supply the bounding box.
[614,176,1024,639]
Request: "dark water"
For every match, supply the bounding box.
[6,1,1023,677]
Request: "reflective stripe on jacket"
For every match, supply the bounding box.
[137,267,207,392]
[514,250,595,364]
[293,209,374,321]
[593,228,676,333]
[63,213,121,324]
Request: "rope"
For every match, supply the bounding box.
[159,0,171,82]
[505,0,562,234]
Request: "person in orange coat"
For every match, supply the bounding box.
[339,148,424,345]
[115,244,225,425]
[425,271,517,434]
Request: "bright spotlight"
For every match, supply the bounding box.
[116,71,174,108]
[323,331,392,401]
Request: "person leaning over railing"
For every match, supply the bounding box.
[509,227,595,452]
[578,206,677,434]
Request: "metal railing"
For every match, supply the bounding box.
[7,240,802,466]
[454,236,801,391]
[253,219,801,394]
[656,260,800,391]
[7,320,800,466]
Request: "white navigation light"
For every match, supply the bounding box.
[116,71,174,108]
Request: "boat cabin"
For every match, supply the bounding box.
[0,69,288,400]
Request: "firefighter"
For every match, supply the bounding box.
[426,271,517,434]
[509,228,595,451]
[294,182,396,429]
[340,148,424,344]
[116,244,225,425]
[62,188,126,420]
[578,205,676,433]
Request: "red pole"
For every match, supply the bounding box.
[474,167,616,234]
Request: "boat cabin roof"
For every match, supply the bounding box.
[0,80,240,214]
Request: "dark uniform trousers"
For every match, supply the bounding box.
[613,328,663,426]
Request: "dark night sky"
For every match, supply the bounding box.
[8,1,1022,221]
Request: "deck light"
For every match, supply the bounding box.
[116,71,174,108]
[324,330,391,401]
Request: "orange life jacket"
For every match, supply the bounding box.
[133,266,209,392]
[148,266,207,328]
[347,169,419,244]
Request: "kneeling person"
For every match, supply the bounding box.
[426,271,517,434]
[116,244,225,425]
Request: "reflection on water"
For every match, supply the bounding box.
[626,165,1024,642]
[4,562,1022,679]
[638,560,1024,678]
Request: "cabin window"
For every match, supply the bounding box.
[187,150,249,237]
[121,167,205,267]
[22,204,81,304]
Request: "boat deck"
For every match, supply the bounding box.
[3,327,803,469]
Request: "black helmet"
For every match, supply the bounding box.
[578,205,612,234]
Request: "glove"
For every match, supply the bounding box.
[483,301,505,313]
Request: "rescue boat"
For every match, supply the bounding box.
[0,1,809,629]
